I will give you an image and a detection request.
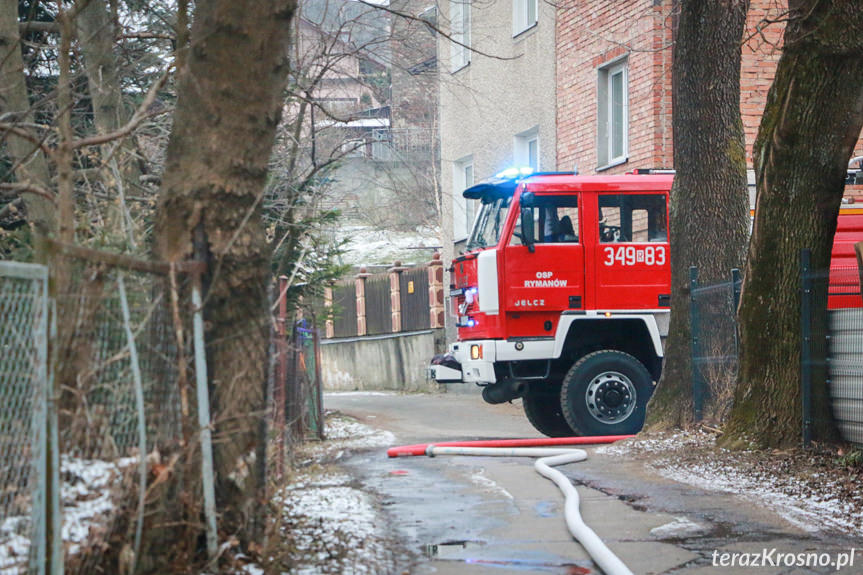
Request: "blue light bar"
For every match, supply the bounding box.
[495,166,534,179]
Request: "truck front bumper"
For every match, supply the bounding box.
[428,341,497,384]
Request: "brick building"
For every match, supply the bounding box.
[556,1,673,175]
[556,0,863,205]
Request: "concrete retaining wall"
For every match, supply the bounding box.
[321,329,446,392]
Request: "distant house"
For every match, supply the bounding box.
[284,0,443,266]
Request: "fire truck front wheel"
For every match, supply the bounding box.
[560,350,652,436]
[522,385,577,437]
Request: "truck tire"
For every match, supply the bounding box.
[522,386,577,437]
[560,350,653,436]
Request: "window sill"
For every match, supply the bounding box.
[512,22,538,40]
[596,157,628,172]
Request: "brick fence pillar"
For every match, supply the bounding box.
[389,261,406,333]
[355,267,370,336]
[323,284,334,338]
[428,253,445,328]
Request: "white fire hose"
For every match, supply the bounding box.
[425,445,635,575]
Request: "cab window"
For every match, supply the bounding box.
[598,194,667,243]
[510,195,579,246]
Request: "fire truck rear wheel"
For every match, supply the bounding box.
[522,385,577,437]
[560,350,652,436]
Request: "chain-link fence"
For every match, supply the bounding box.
[0,262,51,575]
[268,282,324,489]
[287,321,323,441]
[689,267,742,424]
[54,262,189,575]
[0,251,217,575]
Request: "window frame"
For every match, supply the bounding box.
[512,0,538,37]
[453,156,475,242]
[596,57,629,170]
[450,0,471,72]
[514,127,540,171]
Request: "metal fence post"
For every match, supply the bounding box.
[116,274,148,572]
[800,249,813,447]
[192,278,219,560]
[731,268,742,355]
[689,266,703,422]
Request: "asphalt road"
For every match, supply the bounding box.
[325,391,860,575]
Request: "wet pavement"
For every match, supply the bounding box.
[325,392,861,575]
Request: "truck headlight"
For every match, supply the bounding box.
[470,344,482,360]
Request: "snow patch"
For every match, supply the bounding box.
[276,414,401,574]
[650,516,709,539]
[0,456,138,573]
[337,224,439,267]
[322,415,395,449]
[658,462,861,535]
[594,432,714,457]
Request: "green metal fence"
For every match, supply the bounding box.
[691,253,863,447]
[689,267,741,424]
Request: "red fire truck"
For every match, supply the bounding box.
[429,169,863,437]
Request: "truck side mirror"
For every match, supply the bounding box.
[521,206,535,253]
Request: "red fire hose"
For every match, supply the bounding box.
[386,435,633,457]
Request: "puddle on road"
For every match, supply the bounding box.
[423,540,593,574]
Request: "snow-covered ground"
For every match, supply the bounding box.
[265,413,403,575]
[596,432,863,536]
[0,456,137,574]
[337,224,440,267]
[298,411,395,466]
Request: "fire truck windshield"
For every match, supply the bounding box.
[467,196,511,250]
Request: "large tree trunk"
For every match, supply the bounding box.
[0,0,55,234]
[724,1,863,448]
[645,0,750,428]
[154,0,295,552]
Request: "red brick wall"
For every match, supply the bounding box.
[557,0,863,182]
[556,0,673,175]
[740,1,784,165]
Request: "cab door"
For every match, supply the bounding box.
[502,193,585,338]
[592,192,671,310]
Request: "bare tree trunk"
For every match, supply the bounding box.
[0,0,56,234]
[645,0,750,428]
[725,1,863,448]
[77,0,126,135]
[155,0,295,551]
[76,0,144,245]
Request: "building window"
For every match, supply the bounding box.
[450,0,471,72]
[597,58,628,169]
[512,0,537,36]
[514,127,539,171]
[453,156,475,241]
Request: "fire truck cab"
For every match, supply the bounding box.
[430,170,674,437]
